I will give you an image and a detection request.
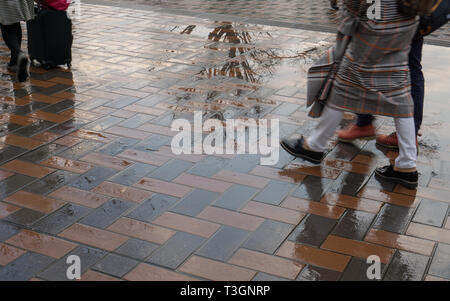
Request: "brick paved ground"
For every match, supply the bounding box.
[0,3,449,281]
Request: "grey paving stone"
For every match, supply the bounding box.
[97,137,140,156]
[38,246,107,281]
[253,180,295,205]
[85,116,124,132]
[109,162,157,186]
[170,189,218,217]
[297,265,341,281]
[328,172,369,196]
[134,134,171,151]
[0,174,36,198]
[340,257,386,281]
[106,95,139,109]
[127,193,178,222]
[114,238,160,260]
[270,103,300,116]
[59,140,103,160]
[32,204,91,235]
[24,170,78,195]
[331,209,375,240]
[291,176,334,201]
[118,113,154,128]
[373,204,415,234]
[0,221,22,241]
[428,243,450,280]
[196,226,250,261]
[147,232,205,269]
[0,146,28,165]
[80,199,135,228]
[383,251,429,281]
[68,167,117,190]
[92,254,139,278]
[412,199,449,227]
[15,120,56,137]
[252,272,290,281]
[214,184,259,211]
[244,220,294,254]
[0,252,54,281]
[188,156,229,177]
[223,154,261,174]
[3,208,45,227]
[19,143,67,163]
[289,214,337,247]
[149,159,193,181]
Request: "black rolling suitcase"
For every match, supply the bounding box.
[27,5,73,69]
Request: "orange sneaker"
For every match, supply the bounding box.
[376,132,399,149]
[337,124,376,143]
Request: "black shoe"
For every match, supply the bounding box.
[280,136,325,164]
[375,165,418,190]
[16,52,30,82]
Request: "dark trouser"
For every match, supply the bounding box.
[0,23,23,66]
[356,36,425,134]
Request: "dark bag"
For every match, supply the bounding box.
[397,0,436,17]
[26,4,73,69]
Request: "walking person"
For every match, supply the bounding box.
[0,0,35,82]
[280,0,435,190]
[337,0,450,149]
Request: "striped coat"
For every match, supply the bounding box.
[307,0,419,118]
[0,0,35,25]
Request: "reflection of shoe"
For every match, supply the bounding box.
[337,124,376,143]
[7,63,17,72]
[17,52,30,82]
[280,136,325,164]
[330,0,339,10]
[375,165,418,190]
[376,132,399,149]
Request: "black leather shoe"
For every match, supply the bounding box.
[375,165,418,190]
[280,136,325,164]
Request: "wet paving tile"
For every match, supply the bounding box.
[328,172,369,196]
[97,137,139,156]
[114,238,160,261]
[4,191,66,214]
[0,145,28,165]
[32,204,92,235]
[383,251,429,281]
[106,96,140,110]
[252,272,290,281]
[134,134,171,152]
[0,123,22,137]
[253,180,295,205]
[127,193,178,222]
[170,189,219,217]
[291,176,334,201]
[373,204,415,234]
[213,184,259,211]
[148,159,193,182]
[412,199,449,227]
[297,265,341,281]
[58,140,103,160]
[331,209,375,241]
[38,246,107,281]
[80,199,135,229]
[243,220,294,254]
[24,170,78,195]
[147,232,205,269]
[289,214,336,247]
[68,167,117,191]
[84,116,124,132]
[428,243,450,280]
[1,160,55,178]
[340,257,387,281]
[0,174,37,199]
[13,120,56,137]
[224,154,261,173]
[19,143,67,163]
[0,243,26,266]
[188,156,229,177]
[0,220,22,242]
[93,254,139,278]
[108,162,157,186]
[40,99,75,114]
[117,113,154,128]
[0,252,54,281]
[3,208,45,227]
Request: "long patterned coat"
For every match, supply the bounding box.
[0,0,35,25]
[307,0,419,118]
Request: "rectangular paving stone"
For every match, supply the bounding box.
[0,202,20,219]
[240,201,305,224]
[322,235,395,264]
[331,209,375,240]
[80,270,120,281]
[4,191,66,214]
[229,249,303,280]
[180,256,256,281]
[40,156,92,174]
[359,187,418,208]
[134,177,192,198]
[134,134,171,152]
[214,185,259,211]
[288,214,336,247]
[83,116,124,132]
[428,243,450,280]
[406,223,450,244]
[80,152,134,170]
[32,203,92,235]
[153,212,220,238]
[80,199,135,229]
[127,193,178,222]
[114,238,160,261]
[125,263,198,281]
[0,174,36,199]
[171,189,219,217]
[0,134,44,150]
[109,162,157,186]
[147,232,205,269]
[0,221,22,241]
[48,186,110,208]
[6,230,77,259]
[3,208,45,227]
[213,170,270,189]
[93,254,139,278]
[384,250,429,281]
[68,167,117,191]
[187,156,229,177]
[108,217,175,244]
[373,204,415,234]
[118,113,154,128]
[283,196,345,219]
[297,265,341,281]
[97,137,140,156]
[243,220,294,254]
[38,246,107,281]
[412,198,449,227]
[277,241,351,273]
[0,252,54,281]
[0,243,26,266]
[196,226,250,262]
[24,170,78,195]
[19,143,67,163]
[340,257,386,281]
[320,193,383,214]
[1,159,55,178]
[92,181,152,203]
[0,146,30,165]
[198,206,264,231]
[148,159,193,182]
[14,120,57,137]
[173,173,232,193]
[291,176,334,201]
[58,140,104,160]
[253,180,295,205]
[118,149,170,166]
[328,171,369,196]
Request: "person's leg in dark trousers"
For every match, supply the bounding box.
[409,35,425,135]
[0,23,23,67]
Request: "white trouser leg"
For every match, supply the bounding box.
[307,106,344,152]
[394,117,417,169]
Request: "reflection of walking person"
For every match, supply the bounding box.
[281,0,435,190]
[0,0,34,82]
